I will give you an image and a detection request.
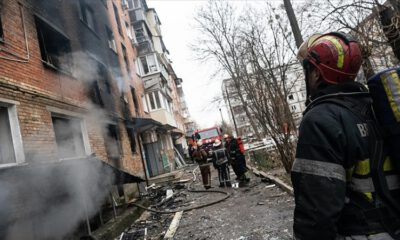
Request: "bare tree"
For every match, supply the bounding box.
[298,0,399,79]
[194,1,299,172]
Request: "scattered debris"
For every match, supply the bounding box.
[164,211,183,239]
[265,184,276,189]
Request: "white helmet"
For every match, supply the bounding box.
[197,140,203,147]
[213,139,222,147]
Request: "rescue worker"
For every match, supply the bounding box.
[292,32,400,239]
[192,140,211,189]
[224,134,250,183]
[211,139,232,187]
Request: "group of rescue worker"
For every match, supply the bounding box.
[189,134,250,189]
[187,30,400,239]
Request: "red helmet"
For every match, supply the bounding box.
[297,32,362,84]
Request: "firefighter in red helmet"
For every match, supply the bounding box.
[292,32,400,239]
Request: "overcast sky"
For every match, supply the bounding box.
[146,0,234,128]
[145,0,305,128]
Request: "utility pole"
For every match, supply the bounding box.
[219,108,224,123]
[224,82,239,137]
[283,0,304,48]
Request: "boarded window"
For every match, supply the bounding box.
[52,116,85,159]
[104,124,121,161]
[0,107,15,164]
[35,16,71,72]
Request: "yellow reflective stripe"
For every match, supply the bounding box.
[383,156,394,172]
[363,192,373,202]
[354,159,370,176]
[381,71,400,122]
[311,36,345,69]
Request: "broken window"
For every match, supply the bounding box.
[113,3,123,36]
[0,107,15,164]
[104,124,121,161]
[35,16,72,72]
[106,27,117,52]
[121,43,130,74]
[52,115,85,159]
[131,87,140,116]
[126,128,137,153]
[90,80,104,107]
[79,0,96,31]
[98,64,112,94]
[139,54,158,75]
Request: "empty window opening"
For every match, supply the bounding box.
[288,94,294,100]
[106,27,117,52]
[52,116,85,159]
[127,128,137,153]
[35,16,72,72]
[90,80,104,107]
[113,3,123,36]
[104,124,121,161]
[121,43,130,74]
[79,0,96,31]
[0,107,15,164]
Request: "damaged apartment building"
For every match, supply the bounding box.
[0,0,189,239]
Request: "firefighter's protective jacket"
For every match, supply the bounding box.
[291,82,400,239]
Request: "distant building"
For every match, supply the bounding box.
[222,63,306,140]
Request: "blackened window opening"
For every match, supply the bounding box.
[121,43,130,74]
[79,0,96,31]
[52,116,85,159]
[0,12,4,41]
[98,64,112,94]
[106,27,116,52]
[104,124,121,161]
[35,17,72,72]
[131,87,140,116]
[113,3,123,36]
[127,128,137,153]
[90,80,104,107]
[0,107,15,164]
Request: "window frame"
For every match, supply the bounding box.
[0,99,25,167]
[34,15,72,73]
[79,0,97,32]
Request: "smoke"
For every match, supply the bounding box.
[0,50,128,239]
[1,158,114,240]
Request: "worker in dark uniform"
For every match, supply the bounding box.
[211,139,231,187]
[192,140,211,189]
[292,32,400,239]
[224,134,249,184]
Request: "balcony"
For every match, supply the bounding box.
[129,8,147,23]
[150,108,177,128]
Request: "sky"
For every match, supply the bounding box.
[146,0,233,128]
[145,0,306,128]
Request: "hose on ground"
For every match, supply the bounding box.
[129,166,230,214]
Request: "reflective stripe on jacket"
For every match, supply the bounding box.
[291,83,400,240]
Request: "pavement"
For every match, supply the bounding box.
[119,165,294,240]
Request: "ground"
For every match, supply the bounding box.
[119,166,294,240]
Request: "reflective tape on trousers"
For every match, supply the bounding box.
[350,175,400,193]
[291,158,346,182]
